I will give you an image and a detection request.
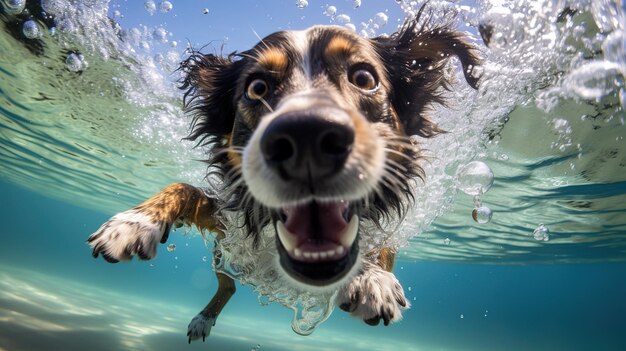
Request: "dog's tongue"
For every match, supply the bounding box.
[283,201,348,243]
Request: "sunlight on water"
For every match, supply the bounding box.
[1,0,625,336]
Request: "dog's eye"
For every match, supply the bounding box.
[349,68,377,91]
[246,79,269,100]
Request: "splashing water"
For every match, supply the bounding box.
[1,0,625,335]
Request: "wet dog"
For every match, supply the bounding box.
[88,7,479,342]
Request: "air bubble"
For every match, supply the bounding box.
[353,0,361,8]
[159,1,173,13]
[443,238,451,245]
[202,256,208,262]
[374,12,388,26]
[167,243,176,252]
[295,0,308,9]
[324,5,337,16]
[472,206,493,224]
[335,14,351,24]
[3,0,26,15]
[202,8,209,15]
[65,53,87,72]
[532,224,550,241]
[144,0,156,15]
[22,20,41,39]
[345,23,356,31]
[457,161,494,196]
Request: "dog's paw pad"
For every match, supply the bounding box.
[87,209,170,262]
[337,264,409,326]
[187,314,216,343]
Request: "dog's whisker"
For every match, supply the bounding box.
[259,97,274,112]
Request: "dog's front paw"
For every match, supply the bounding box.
[87,209,171,263]
[187,314,216,343]
[337,261,409,326]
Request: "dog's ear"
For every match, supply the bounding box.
[179,52,245,145]
[371,10,481,137]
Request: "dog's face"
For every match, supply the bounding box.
[181,17,479,287]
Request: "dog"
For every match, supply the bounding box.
[87,6,479,343]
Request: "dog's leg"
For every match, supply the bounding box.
[87,183,221,262]
[337,247,409,326]
[187,241,236,343]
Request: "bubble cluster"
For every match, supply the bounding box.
[295,0,308,9]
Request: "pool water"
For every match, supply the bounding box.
[1,1,625,350]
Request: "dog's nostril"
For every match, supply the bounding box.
[263,137,295,163]
[319,130,353,157]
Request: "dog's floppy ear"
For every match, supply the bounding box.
[371,9,481,137]
[179,52,245,145]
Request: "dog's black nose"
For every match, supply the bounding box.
[261,110,354,183]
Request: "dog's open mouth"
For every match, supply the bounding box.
[275,200,359,286]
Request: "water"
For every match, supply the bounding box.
[1,0,626,350]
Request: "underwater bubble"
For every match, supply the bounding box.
[166,243,176,252]
[3,0,26,15]
[619,88,625,109]
[353,0,361,8]
[202,256,208,262]
[532,224,550,241]
[22,20,41,39]
[335,14,351,24]
[345,23,356,32]
[65,53,86,72]
[295,0,308,9]
[145,0,156,15]
[113,10,122,17]
[457,161,494,196]
[324,5,337,16]
[159,1,173,13]
[41,0,63,14]
[170,40,177,48]
[374,12,388,26]
[443,238,451,245]
[202,8,209,15]
[472,206,493,224]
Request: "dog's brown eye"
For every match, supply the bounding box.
[246,79,269,100]
[349,68,377,91]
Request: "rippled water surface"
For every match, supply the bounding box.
[1,1,625,350]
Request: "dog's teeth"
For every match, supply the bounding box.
[294,248,302,258]
[339,215,359,247]
[311,252,320,260]
[276,221,297,252]
[319,251,328,259]
[326,249,335,257]
[336,246,345,255]
[303,251,312,259]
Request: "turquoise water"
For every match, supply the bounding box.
[2,0,626,350]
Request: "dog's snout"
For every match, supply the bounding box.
[261,110,354,182]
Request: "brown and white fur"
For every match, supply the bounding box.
[87,7,479,343]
